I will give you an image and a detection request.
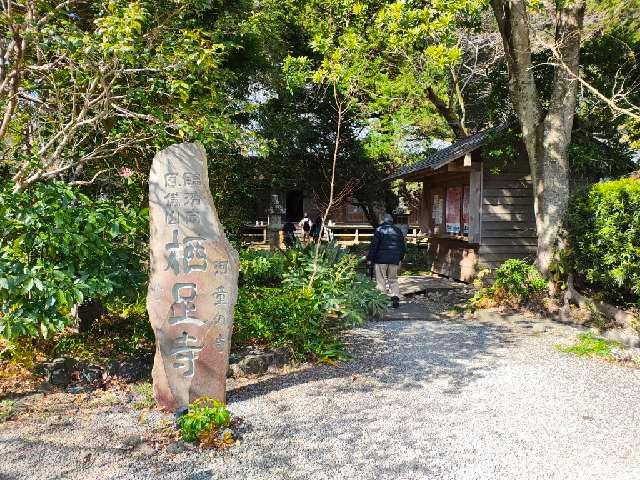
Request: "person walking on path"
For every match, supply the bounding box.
[310,216,323,243]
[299,213,312,243]
[366,213,406,308]
[282,219,297,249]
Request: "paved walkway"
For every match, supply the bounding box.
[2,303,640,479]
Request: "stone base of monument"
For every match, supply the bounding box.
[227,346,291,377]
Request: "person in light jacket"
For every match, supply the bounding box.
[366,213,406,308]
[299,213,312,243]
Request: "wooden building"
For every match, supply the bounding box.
[388,124,537,281]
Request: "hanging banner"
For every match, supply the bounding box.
[446,187,462,234]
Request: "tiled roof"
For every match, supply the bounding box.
[387,123,510,180]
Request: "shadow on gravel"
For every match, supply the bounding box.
[228,318,514,404]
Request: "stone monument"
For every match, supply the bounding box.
[147,142,239,411]
[267,194,285,251]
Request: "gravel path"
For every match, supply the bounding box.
[2,308,640,480]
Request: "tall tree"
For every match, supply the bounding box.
[491,0,586,275]
[0,0,261,192]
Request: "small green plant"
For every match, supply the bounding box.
[176,398,231,443]
[493,259,547,301]
[0,400,15,422]
[468,259,547,310]
[132,382,155,410]
[557,332,620,359]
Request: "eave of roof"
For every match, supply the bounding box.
[386,123,511,181]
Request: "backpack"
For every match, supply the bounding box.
[303,220,310,231]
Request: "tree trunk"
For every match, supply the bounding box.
[491,0,585,276]
[536,3,585,273]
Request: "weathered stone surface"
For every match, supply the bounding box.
[147,142,239,411]
[46,357,76,385]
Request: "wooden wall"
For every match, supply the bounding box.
[421,238,478,282]
[477,150,537,271]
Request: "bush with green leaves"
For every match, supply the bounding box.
[282,243,388,325]
[234,286,339,360]
[176,398,231,443]
[234,243,387,360]
[470,259,547,309]
[492,259,547,301]
[568,178,640,307]
[239,249,287,287]
[0,182,148,339]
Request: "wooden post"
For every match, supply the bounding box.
[469,163,482,244]
[419,182,430,233]
[355,228,359,244]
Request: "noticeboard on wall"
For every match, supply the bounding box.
[446,187,462,234]
[432,194,443,225]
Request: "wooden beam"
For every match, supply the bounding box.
[447,162,471,172]
[468,164,482,244]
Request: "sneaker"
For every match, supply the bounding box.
[391,296,400,309]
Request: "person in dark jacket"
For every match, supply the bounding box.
[310,216,322,243]
[366,213,406,308]
[282,219,297,249]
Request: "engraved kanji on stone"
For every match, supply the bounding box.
[165,192,181,207]
[165,173,179,188]
[168,283,203,325]
[214,334,225,351]
[213,286,227,305]
[165,208,179,225]
[171,331,203,378]
[212,314,225,326]
[183,236,207,273]
[183,192,201,208]
[164,229,180,275]
[212,260,229,275]
[184,172,201,187]
[184,210,200,224]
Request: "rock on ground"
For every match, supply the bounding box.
[1,308,640,480]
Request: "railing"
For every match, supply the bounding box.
[240,223,424,245]
[325,224,423,244]
[241,225,268,244]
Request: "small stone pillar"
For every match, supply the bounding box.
[393,204,410,237]
[267,194,285,251]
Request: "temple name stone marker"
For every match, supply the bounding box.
[147,142,239,411]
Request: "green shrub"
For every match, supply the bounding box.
[176,398,231,443]
[469,259,547,309]
[0,182,148,339]
[493,259,547,301]
[282,243,387,324]
[239,249,287,287]
[234,286,343,360]
[234,244,387,360]
[569,178,640,307]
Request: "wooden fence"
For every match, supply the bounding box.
[240,223,422,245]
